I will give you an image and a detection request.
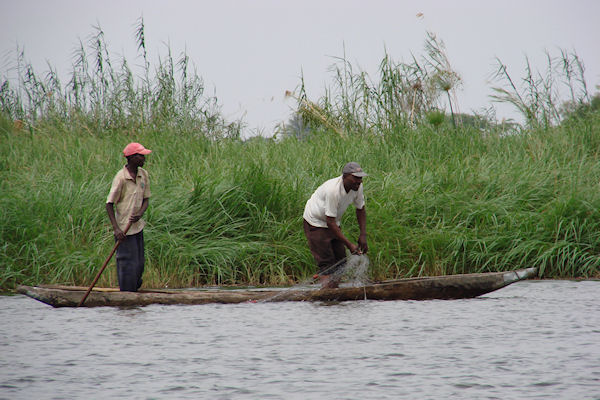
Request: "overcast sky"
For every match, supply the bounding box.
[2,0,599,136]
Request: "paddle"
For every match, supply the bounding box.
[77,221,132,307]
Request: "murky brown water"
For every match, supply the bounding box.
[1,280,599,399]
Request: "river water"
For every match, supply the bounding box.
[1,280,599,399]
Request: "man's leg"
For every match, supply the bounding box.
[325,238,347,287]
[135,231,145,290]
[116,232,142,292]
[303,220,343,288]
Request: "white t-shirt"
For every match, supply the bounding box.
[303,175,365,228]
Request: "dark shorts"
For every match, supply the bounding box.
[303,219,346,275]
[115,231,145,292]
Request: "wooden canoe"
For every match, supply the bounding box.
[16,267,537,308]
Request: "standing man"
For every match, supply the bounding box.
[106,142,152,292]
[303,162,368,288]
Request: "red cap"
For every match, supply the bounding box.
[123,142,152,157]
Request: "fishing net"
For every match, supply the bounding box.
[259,254,372,302]
[331,254,371,287]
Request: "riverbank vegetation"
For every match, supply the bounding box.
[1,22,599,290]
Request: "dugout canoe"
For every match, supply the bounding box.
[16,267,537,308]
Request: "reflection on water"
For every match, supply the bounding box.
[1,280,599,399]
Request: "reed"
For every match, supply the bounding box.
[0,19,240,139]
[2,25,599,291]
[490,50,590,130]
[282,31,463,137]
[3,111,600,290]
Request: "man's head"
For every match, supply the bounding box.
[342,162,367,192]
[342,162,368,177]
[123,142,152,168]
[123,142,152,157]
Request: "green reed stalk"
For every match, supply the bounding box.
[1,26,599,291]
[3,112,600,290]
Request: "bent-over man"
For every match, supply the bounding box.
[303,162,368,288]
[106,142,152,292]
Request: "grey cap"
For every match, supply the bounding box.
[342,162,368,177]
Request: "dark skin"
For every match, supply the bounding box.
[325,173,368,255]
[106,153,149,241]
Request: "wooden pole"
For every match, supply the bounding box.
[78,222,131,307]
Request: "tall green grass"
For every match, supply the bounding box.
[283,32,464,137]
[2,112,599,290]
[1,24,599,290]
[0,19,241,139]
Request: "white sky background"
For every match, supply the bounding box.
[1,0,599,136]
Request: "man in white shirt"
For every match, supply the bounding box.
[303,162,368,288]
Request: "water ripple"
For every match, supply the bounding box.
[1,280,599,399]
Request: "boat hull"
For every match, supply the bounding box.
[17,268,537,308]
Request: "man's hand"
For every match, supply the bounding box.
[114,227,126,242]
[358,233,368,254]
[107,202,127,241]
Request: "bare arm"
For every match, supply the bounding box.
[326,216,359,254]
[356,206,368,253]
[130,198,149,222]
[106,202,125,241]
